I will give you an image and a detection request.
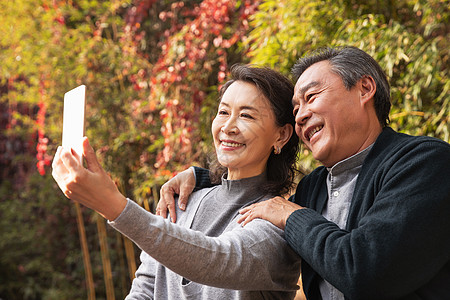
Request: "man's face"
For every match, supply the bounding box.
[292,61,375,167]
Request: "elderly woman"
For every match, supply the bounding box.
[52,65,301,299]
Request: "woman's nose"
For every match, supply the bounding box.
[221,117,239,134]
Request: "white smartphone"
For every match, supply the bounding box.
[62,85,86,163]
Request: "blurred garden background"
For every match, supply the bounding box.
[0,0,448,299]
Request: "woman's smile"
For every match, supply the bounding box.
[220,139,245,150]
[212,81,283,179]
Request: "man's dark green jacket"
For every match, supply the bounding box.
[287,127,450,299]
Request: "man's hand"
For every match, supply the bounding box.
[52,137,127,221]
[156,168,195,222]
[238,196,303,230]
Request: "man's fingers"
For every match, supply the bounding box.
[167,202,177,223]
[239,206,252,215]
[238,205,259,226]
[158,184,176,221]
[156,198,177,222]
[155,204,168,219]
[237,210,250,224]
[241,211,258,227]
[177,169,196,210]
[157,167,196,221]
[177,193,188,211]
[158,183,178,222]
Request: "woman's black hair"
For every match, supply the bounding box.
[210,64,299,196]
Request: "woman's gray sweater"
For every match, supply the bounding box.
[109,173,301,299]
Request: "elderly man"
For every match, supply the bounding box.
[158,46,450,299]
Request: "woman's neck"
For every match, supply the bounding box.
[227,167,266,180]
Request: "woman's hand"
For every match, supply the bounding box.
[156,168,196,222]
[238,196,303,230]
[52,137,127,221]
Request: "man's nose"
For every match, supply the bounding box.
[295,106,311,126]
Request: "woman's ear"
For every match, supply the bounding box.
[359,75,376,105]
[275,123,293,150]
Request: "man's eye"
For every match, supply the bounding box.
[306,93,317,101]
[293,108,299,116]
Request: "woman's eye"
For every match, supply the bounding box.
[293,107,299,116]
[241,113,254,119]
[218,110,228,115]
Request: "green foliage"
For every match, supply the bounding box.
[247,0,345,71]
[0,173,135,299]
[246,0,449,171]
[1,0,448,297]
[0,174,84,299]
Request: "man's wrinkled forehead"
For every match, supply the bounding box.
[294,61,329,90]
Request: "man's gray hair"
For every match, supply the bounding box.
[292,46,391,126]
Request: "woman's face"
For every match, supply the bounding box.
[212,81,283,180]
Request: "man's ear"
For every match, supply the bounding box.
[275,123,293,150]
[359,75,376,105]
